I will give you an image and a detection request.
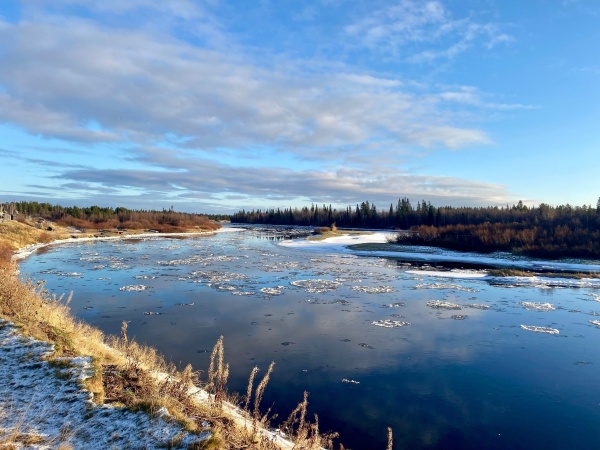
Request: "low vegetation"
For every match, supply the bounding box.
[0,219,352,449]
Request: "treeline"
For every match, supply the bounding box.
[7,201,220,232]
[399,222,600,259]
[232,198,600,259]
[232,198,600,229]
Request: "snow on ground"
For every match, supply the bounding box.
[280,232,600,287]
[12,229,232,262]
[0,319,204,449]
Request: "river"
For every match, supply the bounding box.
[18,225,600,449]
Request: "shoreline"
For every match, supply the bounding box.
[280,231,600,284]
[2,223,309,449]
[11,227,246,262]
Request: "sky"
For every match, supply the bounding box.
[0,0,598,214]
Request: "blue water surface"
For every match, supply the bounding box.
[18,226,600,449]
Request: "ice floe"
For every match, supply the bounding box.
[119,284,148,291]
[520,301,555,312]
[260,286,286,295]
[415,282,478,292]
[520,325,560,335]
[290,279,341,293]
[426,300,462,310]
[371,319,411,328]
[590,320,600,328]
[351,285,395,294]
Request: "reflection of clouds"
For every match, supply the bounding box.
[20,230,600,448]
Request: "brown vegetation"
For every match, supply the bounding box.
[0,222,365,449]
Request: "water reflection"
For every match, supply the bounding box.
[18,226,600,449]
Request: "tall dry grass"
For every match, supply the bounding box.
[1,221,395,449]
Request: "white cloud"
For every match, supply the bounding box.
[346,0,513,62]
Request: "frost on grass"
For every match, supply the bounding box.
[520,302,555,312]
[351,285,395,294]
[371,320,411,328]
[426,300,461,310]
[0,320,202,449]
[520,325,560,335]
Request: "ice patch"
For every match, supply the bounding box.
[371,319,411,328]
[260,286,286,295]
[426,300,461,310]
[415,283,478,293]
[119,285,148,291]
[290,279,341,293]
[520,302,555,312]
[351,285,395,294]
[520,325,560,335]
[590,320,600,328]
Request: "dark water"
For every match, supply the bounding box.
[18,227,600,449]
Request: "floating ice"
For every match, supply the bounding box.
[341,379,360,384]
[520,325,559,335]
[466,304,490,310]
[260,286,286,295]
[232,291,254,296]
[371,320,410,328]
[290,279,341,293]
[144,311,164,315]
[380,302,405,308]
[451,315,468,320]
[351,285,395,294]
[588,293,600,302]
[590,320,600,328]
[119,284,148,291]
[426,300,461,310]
[520,301,555,312]
[415,283,478,293]
[134,275,157,280]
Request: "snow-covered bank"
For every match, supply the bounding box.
[280,231,600,287]
[0,319,204,449]
[11,227,240,262]
[0,318,299,450]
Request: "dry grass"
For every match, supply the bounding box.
[0,220,405,449]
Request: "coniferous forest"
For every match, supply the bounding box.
[232,198,600,259]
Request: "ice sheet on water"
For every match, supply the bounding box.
[426,300,462,310]
[520,301,555,312]
[290,279,341,293]
[351,285,395,294]
[414,282,478,292]
[466,303,490,310]
[371,319,411,328]
[590,320,600,328]
[380,302,405,308]
[260,286,286,295]
[587,293,600,302]
[119,284,149,291]
[520,324,559,335]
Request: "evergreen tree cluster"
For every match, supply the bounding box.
[232,198,600,259]
[6,201,219,232]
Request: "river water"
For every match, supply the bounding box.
[18,226,600,449]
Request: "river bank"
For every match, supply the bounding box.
[0,221,330,449]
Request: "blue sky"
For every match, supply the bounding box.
[0,0,598,213]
